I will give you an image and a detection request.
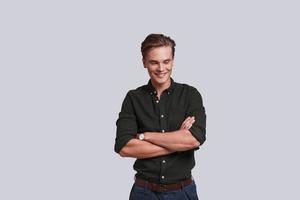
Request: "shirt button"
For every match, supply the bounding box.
[167,92,170,95]
[161,176,165,179]
[162,130,165,133]
[161,114,164,118]
[162,160,166,163]
[156,100,159,103]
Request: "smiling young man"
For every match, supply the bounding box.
[114,34,206,200]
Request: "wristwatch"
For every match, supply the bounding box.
[138,133,145,141]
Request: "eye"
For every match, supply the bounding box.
[164,60,170,64]
[149,61,158,65]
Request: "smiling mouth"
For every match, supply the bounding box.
[155,73,167,78]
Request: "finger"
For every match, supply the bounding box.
[186,117,195,125]
[183,120,195,129]
[181,116,191,126]
[182,120,191,129]
[183,118,194,127]
[189,117,195,122]
[189,119,195,127]
[185,117,194,124]
[183,116,191,123]
[180,122,188,129]
[185,121,194,129]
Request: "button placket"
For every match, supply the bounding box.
[158,94,168,182]
[158,95,166,131]
[160,159,167,182]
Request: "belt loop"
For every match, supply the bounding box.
[180,181,184,189]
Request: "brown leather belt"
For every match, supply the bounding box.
[134,177,193,193]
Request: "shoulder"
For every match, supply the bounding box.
[174,81,205,104]
[124,84,148,99]
[174,81,201,94]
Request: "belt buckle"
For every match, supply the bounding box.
[159,184,167,192]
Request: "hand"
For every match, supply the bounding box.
[180,116,195,130]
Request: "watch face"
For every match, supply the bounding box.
[139,133,144,140]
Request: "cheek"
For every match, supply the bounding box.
[149,69,157,74]
[145,67,154,73]
[147,70,156,77]
[167,65,173,71]
[146,65,157,71]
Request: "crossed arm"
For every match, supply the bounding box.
[119,116,200,159]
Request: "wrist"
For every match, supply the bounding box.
[144,132,152,141]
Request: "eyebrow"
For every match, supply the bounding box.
[148,60,159,63]
[149,59,172,63]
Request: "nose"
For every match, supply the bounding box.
[158,63,164,71]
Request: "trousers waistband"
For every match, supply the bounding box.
[134,177,193,193]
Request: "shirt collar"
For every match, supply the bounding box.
[147,77,175,95]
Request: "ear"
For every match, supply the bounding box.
[169,58,174,67]
[142,59,146,68]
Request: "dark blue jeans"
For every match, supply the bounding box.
[129,180,199,200]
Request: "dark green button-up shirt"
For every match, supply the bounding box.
[115,78,206,184]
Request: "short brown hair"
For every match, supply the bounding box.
[141,33,176,59]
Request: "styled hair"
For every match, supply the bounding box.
[141,33,176,59]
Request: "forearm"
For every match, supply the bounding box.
[119,139,175,159]
[144,129,200,152]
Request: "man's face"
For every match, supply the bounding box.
[143,46,174,86]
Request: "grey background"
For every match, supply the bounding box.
[0,0,299,199]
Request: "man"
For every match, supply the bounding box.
[114,33,206,200]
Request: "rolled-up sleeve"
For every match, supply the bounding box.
[187,87,206,148]
[114,91,138,153]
